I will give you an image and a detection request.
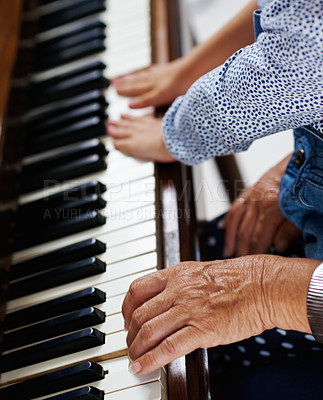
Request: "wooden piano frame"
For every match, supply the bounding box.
[0,0,211,398]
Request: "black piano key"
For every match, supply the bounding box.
[3,307,105,350]
[10,238,106,280]
[0,361,104,399]
[8,257,106,299]
[36,38,106,72]
[17,180,106,221]
[36,20,106,56]
[26,90,107,125]
[44,194,107,222]
[14,210,106,250]
[20,153,107,193]
[16,194,107,228]
[45,386,104,400]
[30,66,109,108]
[22,138,107,176]
[5,287,106,330]
[27,103,107,135]
[0,328,105,372]
[25,117,107,155]
[38,0,106,33]
[32,60,105,89]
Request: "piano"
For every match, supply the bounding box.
[0,0,212,398]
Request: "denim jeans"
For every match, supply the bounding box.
[280,126,323,260]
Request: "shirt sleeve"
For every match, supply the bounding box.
[163,0,323,165]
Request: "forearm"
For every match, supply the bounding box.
[179,0,257,82]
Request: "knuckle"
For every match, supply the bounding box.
[163,337,177,356]
[128,280,141,299]
[145,350,159,369]
[132,309,143,329]
[140,322,154,341]
[128,346,136,362]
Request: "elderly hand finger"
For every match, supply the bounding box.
[274,220,301,253]
[235,207,257,256]
[128,305,187,361]
[122,270,167,330]
[223,201,246,257]
[130,326,200,375]
[126,293,173,347]
[250,213,284,254]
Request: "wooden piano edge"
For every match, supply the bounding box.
[152,1,211,399]
[0,0,38,359]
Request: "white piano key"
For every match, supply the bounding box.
[104,235,156,264]
[98,368,162,395]
[105,176,155,203]
[108,28,150,56]
[106,381,163,400]
[0,330,128,385]
[105,203,156,232]
[101,219,156,248]
[107,30,150,58]
[106,192,156,217]
[99,293,125,316]
[97,268,157,299]
[96,313,124,335]
[106,15,150,42]
[106,161,155,187]
[107,0,149,14]
[33,357,163,400]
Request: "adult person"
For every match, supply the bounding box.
[112,0,323,397]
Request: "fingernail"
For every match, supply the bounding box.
[129,361,142,374]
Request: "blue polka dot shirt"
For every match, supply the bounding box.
[163,0,323,165]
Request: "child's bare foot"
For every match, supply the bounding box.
[107,115,176,163]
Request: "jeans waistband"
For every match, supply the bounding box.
[294,126,323,152]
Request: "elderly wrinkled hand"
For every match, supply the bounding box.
[222,154,301,257]
[122,255,316,375]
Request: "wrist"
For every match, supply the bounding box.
[262,256,320,333]
[307,263,323,342]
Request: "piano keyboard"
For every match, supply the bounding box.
[0,0,166,397]
[1,357,166,399]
